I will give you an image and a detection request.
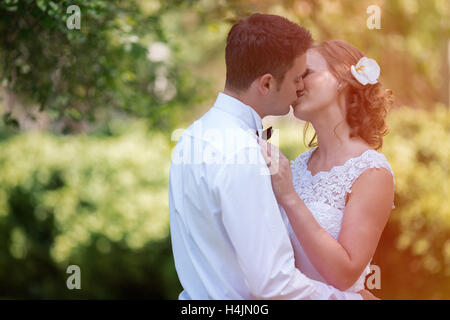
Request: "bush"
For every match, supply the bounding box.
[372,104,450,299]
[0,121,181,298]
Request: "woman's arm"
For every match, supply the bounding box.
[258,139,394,290]
[282,168,394,290]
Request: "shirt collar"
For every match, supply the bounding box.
[212,92,263,133]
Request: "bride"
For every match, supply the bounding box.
[258,40,395,292]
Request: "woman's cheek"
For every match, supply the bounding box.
[305,77,318,94]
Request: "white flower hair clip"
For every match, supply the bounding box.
[350,57,380,85]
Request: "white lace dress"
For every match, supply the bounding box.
[282,147,396,292]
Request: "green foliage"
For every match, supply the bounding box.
[0,0,204,130]
[3,0,448,132]
[371,105,450,299]
[0,120,181,298]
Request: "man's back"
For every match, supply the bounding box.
[169,93,263,299]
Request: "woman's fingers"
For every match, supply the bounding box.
[258,138,280,171]
[258,138,271,167]
[258,138,271,157]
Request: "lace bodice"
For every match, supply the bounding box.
[291,147,396,215]
[285,147,396,292]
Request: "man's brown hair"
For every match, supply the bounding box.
[225,13,313,92]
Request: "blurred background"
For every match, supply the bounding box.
[0,0,449,299]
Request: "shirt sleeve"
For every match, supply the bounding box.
[213,145,362,300]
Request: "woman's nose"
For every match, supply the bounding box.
[297,77,305,91]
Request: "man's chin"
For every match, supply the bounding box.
[272,106,291,116]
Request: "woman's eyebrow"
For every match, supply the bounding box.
[295,69,309,81]
[300,68,311,78]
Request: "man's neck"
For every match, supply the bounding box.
[223,88,265,119]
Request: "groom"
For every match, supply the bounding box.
[169,13,374,299]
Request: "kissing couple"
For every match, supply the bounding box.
[169,13,395,300]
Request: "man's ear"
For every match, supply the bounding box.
[257,73,274,95]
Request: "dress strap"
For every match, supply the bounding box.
[347,150,396,209]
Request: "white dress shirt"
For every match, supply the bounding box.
[168,92,362,300]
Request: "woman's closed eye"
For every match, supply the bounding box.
[302,69,312,79]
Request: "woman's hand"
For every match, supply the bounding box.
[257,137,298,207]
